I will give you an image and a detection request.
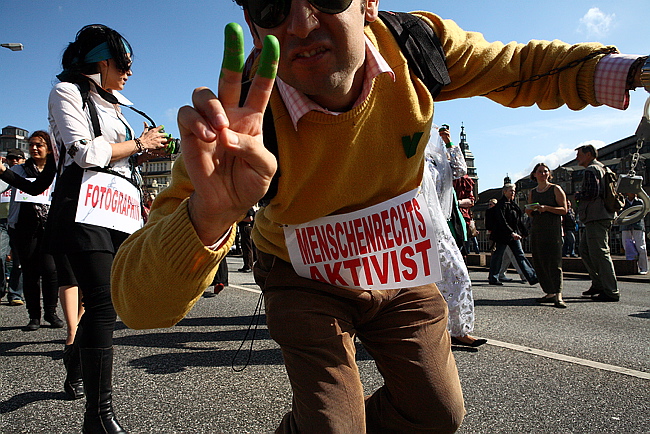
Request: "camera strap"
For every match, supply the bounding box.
[79,78,157,131]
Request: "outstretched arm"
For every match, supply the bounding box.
[112,24,279,329]
[0,154,56,196]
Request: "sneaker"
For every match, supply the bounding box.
[9,299,25,306]
[23,318,40,331]
[238,267,252,273]
[498,276,513,282]
[44,313,65,328]
[214,283,225,295]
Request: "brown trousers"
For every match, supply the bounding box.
[254,252,465,433]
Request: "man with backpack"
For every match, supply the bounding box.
[113,1,648,430]
[574,144,620,302]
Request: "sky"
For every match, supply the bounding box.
[1,0,648,191]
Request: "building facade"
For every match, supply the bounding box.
[140,154,178,196]
[1,125,29,154]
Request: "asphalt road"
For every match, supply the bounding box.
[1,256,648,433]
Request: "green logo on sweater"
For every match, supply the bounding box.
[402,132,424,158]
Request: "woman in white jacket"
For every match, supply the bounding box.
[48,24,167,433]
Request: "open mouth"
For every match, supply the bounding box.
[295,46,327,60]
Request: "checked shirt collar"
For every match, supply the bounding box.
[276,36,395,130]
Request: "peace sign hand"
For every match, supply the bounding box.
[178,23,279,245]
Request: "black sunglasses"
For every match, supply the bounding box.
[247,0,353,29]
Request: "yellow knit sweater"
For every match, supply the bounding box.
[112,11,609,329]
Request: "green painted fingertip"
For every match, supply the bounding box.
[222,22,245,73]
[257,35,279,79]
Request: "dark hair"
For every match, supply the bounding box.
[529,162,552,181]
[57,24,133,83]
[29,130,53,153]
[575,144,597,159]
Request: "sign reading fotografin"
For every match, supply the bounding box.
[75,170,143,234]
[284,188,441,290]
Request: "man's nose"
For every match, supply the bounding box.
[285,0,320,38]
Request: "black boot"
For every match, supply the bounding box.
[63,343,84,400]
[80,347,126,433]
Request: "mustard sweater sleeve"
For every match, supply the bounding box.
[111,154,236,329]
[411,11,614,110]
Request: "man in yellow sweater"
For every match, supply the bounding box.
[112,0,648,431]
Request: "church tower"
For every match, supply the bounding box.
[459,124,479,196]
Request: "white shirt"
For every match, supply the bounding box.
[48,76,135,178]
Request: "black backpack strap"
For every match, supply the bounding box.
[378,11,450,98]
[241,11,451,206]
[78,80,102,139]
[54,80,102,176]
[240,79,279,207]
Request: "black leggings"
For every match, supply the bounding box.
[67,250,117,349]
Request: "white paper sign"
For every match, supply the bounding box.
[284,188,441,290]
[13,178,55,205]
[75,170,143,234]
[0,188,12,203]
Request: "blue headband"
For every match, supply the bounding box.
[84,40,131,64]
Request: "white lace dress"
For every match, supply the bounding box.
[421,132,475,337]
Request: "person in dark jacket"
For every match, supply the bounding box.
[0,131,61,330]
[487,184,538,286]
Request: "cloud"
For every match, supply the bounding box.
[523,140,606,174]
[164,108,178,123]
[578,8,615,38]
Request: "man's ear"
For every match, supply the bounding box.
[365,0,379,23]
[244,9,264,49]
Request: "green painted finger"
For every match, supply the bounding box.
[221,22,245,73]
[257,35,280,79]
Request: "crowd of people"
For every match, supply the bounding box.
[1,1,649,432]
[478,144,649,308]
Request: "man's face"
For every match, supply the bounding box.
[246,0,379,110]
[504,187,516,201]
[576,149,592,167]
[6,156,24,167]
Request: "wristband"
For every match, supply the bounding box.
[446,141,454,148]
[134,138,144,153]
[639,56,650,92]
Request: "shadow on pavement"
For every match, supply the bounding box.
[0,391,68,414]
[126,347,285,374]
[630,309,650,319]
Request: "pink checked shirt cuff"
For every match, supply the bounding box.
[594,54,641,110]
[206,226,233,251]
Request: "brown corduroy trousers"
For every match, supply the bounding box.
[254,252,465,433]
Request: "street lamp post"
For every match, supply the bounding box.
[1,43,23,51]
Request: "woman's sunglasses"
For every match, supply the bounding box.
[247,0,353,29]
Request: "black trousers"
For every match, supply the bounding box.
[239,224,254,270]
[11,225,58,319]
